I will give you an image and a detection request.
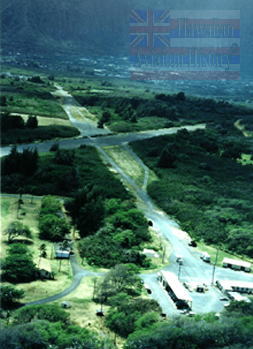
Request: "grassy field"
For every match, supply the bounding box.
[0,76,67,119]
[103,145,158,189]
[18,114,73,127]
[235,119,253,138]
[65,105,97,122]
[59,75,158,100]
[104,145,145,187]
[238,153,253,166]
[0,196,72,302]
[54,276,125,346]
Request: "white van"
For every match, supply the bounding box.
[200,252,210,263]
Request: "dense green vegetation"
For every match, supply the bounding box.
[1,124,79,145]
[1,243,37,283]
[1,64,253,348]
[74,90,191,132]
[0,285,24,309]
[131,126,253,257]
[125,303,253,348]
[74,89,252,132]
[94,264,161,337]
[1,147,150,267]
[38,196,70,242]
[1,146,126,197]
[0,304,116,349]
[76,199,151,267]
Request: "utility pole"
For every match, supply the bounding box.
[162,245,166,264]
[211,247,219,285]
[178,262,182,280]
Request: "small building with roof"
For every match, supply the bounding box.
[158,271,192,309]
[222,258,251,272]
[55,244,71,259]
[216,279,253,295]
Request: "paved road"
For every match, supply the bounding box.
[0,124,206,158]
[26,256,103,306]
[54,84,111,137]
[2,85,252,314]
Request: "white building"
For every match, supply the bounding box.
[158,271,192,308]
[227,292,251,303]
[216,279,253,294]
[222,258,251,272]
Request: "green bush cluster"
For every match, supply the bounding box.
[1,124,79,145]
[75,91,252,133]
[39,196,70,242]
[1,243,37,283]
[77,199,151,268]
[0,304,116,349]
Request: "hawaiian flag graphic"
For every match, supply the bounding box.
[129,9,240,80]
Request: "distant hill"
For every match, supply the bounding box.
[1,0,253,75]
[0,0,131,55]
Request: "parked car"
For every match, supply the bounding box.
[144,284,152,294]
[188,240,197,247]
[200,252,211,263]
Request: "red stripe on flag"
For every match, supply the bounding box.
[131,71,240,80]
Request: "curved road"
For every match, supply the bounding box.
[2,86,252,314]
[26,256,98,306]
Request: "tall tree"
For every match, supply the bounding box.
[0,285,24,309]
[39,214,70,241]
[2,244,37,283]
[26,116,38,128]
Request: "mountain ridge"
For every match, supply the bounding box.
[1,0,253,75]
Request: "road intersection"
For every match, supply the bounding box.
[1,86,252,315]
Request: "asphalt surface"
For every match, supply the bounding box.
[2,85,253,315]
[25,256,102,306]
[0,124,206,158]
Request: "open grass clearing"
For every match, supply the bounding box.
[234,120,253,138]
[1,92,67,119]
[0,196,73,301]
[54,276,107,327]
[103,145,146,187]
[238,153,253,166]
[66,105,98,122]
[0,76,67,119]
[103,144,158,191]
[54,276,125,346]
[12,113,73,127]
